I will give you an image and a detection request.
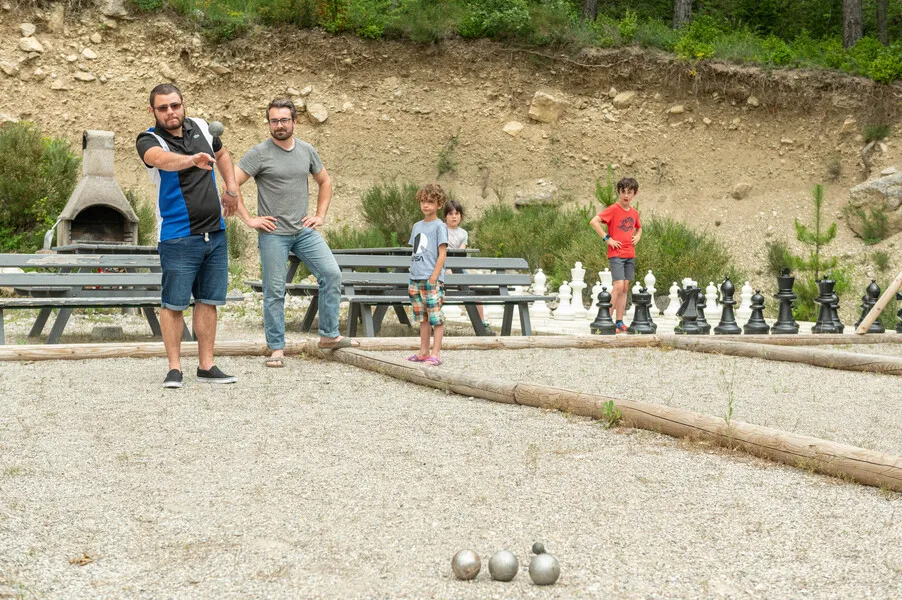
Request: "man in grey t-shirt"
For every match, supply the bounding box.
[234,99,356,367]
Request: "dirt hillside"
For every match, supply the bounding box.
[2,4,901,287]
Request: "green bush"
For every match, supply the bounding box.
[256,0,319,27]
[765,239,797,276]
[472,203,741,293]
[458,0,530,39]
[361,180,422,243]
[388,0,462,43]
[846,205,890,245]
[226,217,249,259]
[130,0,163,12]
[594,164,616,207]
[524,0,584,47]
[873,250,891,273]
[862,123,891,143]
[762,35,794,66]
[0,122,79,252]
[846,36,886,72]
[870,44,902,84]
[325,224,390,249]
[125,188,157,246]
[617,9,638,43]
[633,17,680,51]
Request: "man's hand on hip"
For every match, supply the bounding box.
[247,216,278,232]
[302,215,325,229]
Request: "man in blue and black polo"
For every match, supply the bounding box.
[136,83,240,388]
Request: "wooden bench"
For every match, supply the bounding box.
[0,254,239,344]
[245,254,551,337]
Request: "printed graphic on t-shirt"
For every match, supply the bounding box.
[617,216,636,233]
[412,233,428,262]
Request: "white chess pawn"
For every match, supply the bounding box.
[663,281,680,317]
[569,262,587,319]
[625,280,641,319]
[553,281,575,321]
[737,280,754,320]
[587,280,602,320]
[705,281,719,309]
[531,268,550,318]
[643,270,657,297]
[598,268,613,290]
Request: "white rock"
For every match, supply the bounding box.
[82,48,98,60]
[502,121,524,136]
[668,104,685,114]
[286,87,299,96]
[840,117,857,135]
[32,67,46,81]
[0,113,18,123]
[731,183,753,200]
[780,138,794,145]
[528,91,566,123]
[20,23,36,37]
[612,91,637,109]
[74,71,96,82]
[747,96,760,107]
[18,37,44,53]
[209,62,231,75]
[90,32,102,44]
[66,54,77,63]
[702,117,712,125]
[2,2,12,10]
[300,85,313,96]
[50,78,70,91]
[99,0,128,18]
[881,166,898,176]
[607,87,617,98]
[159,63,177,80]
[306,102,328,124]
[0,61,18,76]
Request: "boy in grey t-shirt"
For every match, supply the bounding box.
[407,184,449,366]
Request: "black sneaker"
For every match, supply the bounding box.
[163,369,183,389]
[196,365,237,384]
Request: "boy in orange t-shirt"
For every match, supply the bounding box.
[589,177,642,334]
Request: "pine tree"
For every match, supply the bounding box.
[794,184,838,280]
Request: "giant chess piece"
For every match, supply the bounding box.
[644,270,657,313]
[569,262,587,319]
[590,287,617,335]
[587,280,602,321]
[772,267,800,334]
[743,289,770,334]
[830,291,844,333]
[674,286,703,335]
[553,281,575,321]
[896,291,902,334]
[531,269,550,318]
[695,285,712,334]
[598,268,613,291]
[625,280,641,320]
[714,276,742,334]
[736,280,754,321]
[662,281,680,317]
[811,277,838,334]
[628,287,658,334]
[855,280,885,334]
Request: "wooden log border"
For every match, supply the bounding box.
[320,348,902,492]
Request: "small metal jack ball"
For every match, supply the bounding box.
[528,553,560,585]
[208,121,225,137]
[531,541,546,555]
[488,550,519,582]
[451,549,481,580]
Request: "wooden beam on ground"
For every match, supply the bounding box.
[321,348,902,492]
[856,269,902,334]
[684,333,902,346]
[666,337,902,376]
[0,335,661,362]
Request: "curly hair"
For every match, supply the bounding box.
[416,183,447,206]
[616,177,639,193]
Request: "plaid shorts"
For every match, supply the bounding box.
[408,280,445,326]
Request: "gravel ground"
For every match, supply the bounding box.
[447,346,902,456]
[2,347,902,599]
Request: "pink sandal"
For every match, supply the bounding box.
[424,356,443,366]
[407,355,429,362]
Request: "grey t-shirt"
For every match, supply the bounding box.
[237,138,323,235]
[409,219,448,281]
[446,226,468,249]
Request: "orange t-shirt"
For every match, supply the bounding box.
[598,203,641,259]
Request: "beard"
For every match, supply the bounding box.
[271,126,293,141]
[155,112,184,133]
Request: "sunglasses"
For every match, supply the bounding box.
[153,102,183,113]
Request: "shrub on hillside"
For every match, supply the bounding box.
[387,0,463,43]
[869,45,902,84]
[125,188,157,246]
[458,0,530,39]
[0,122,79,252]
[361,180,422,244]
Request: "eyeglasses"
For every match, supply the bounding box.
[268,118,293,126]
[153,102,183,113]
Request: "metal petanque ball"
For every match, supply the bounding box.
[451,549,481,580]
[208,120,225,137]
[488,550,519,582]
[528,553,560,585]
[531,541,546,555]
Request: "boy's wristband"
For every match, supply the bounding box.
[603,234,610,241]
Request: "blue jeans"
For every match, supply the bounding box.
[158,230,228,311]
[258,228,341,350]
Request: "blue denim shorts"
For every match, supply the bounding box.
[158,230,228,310]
